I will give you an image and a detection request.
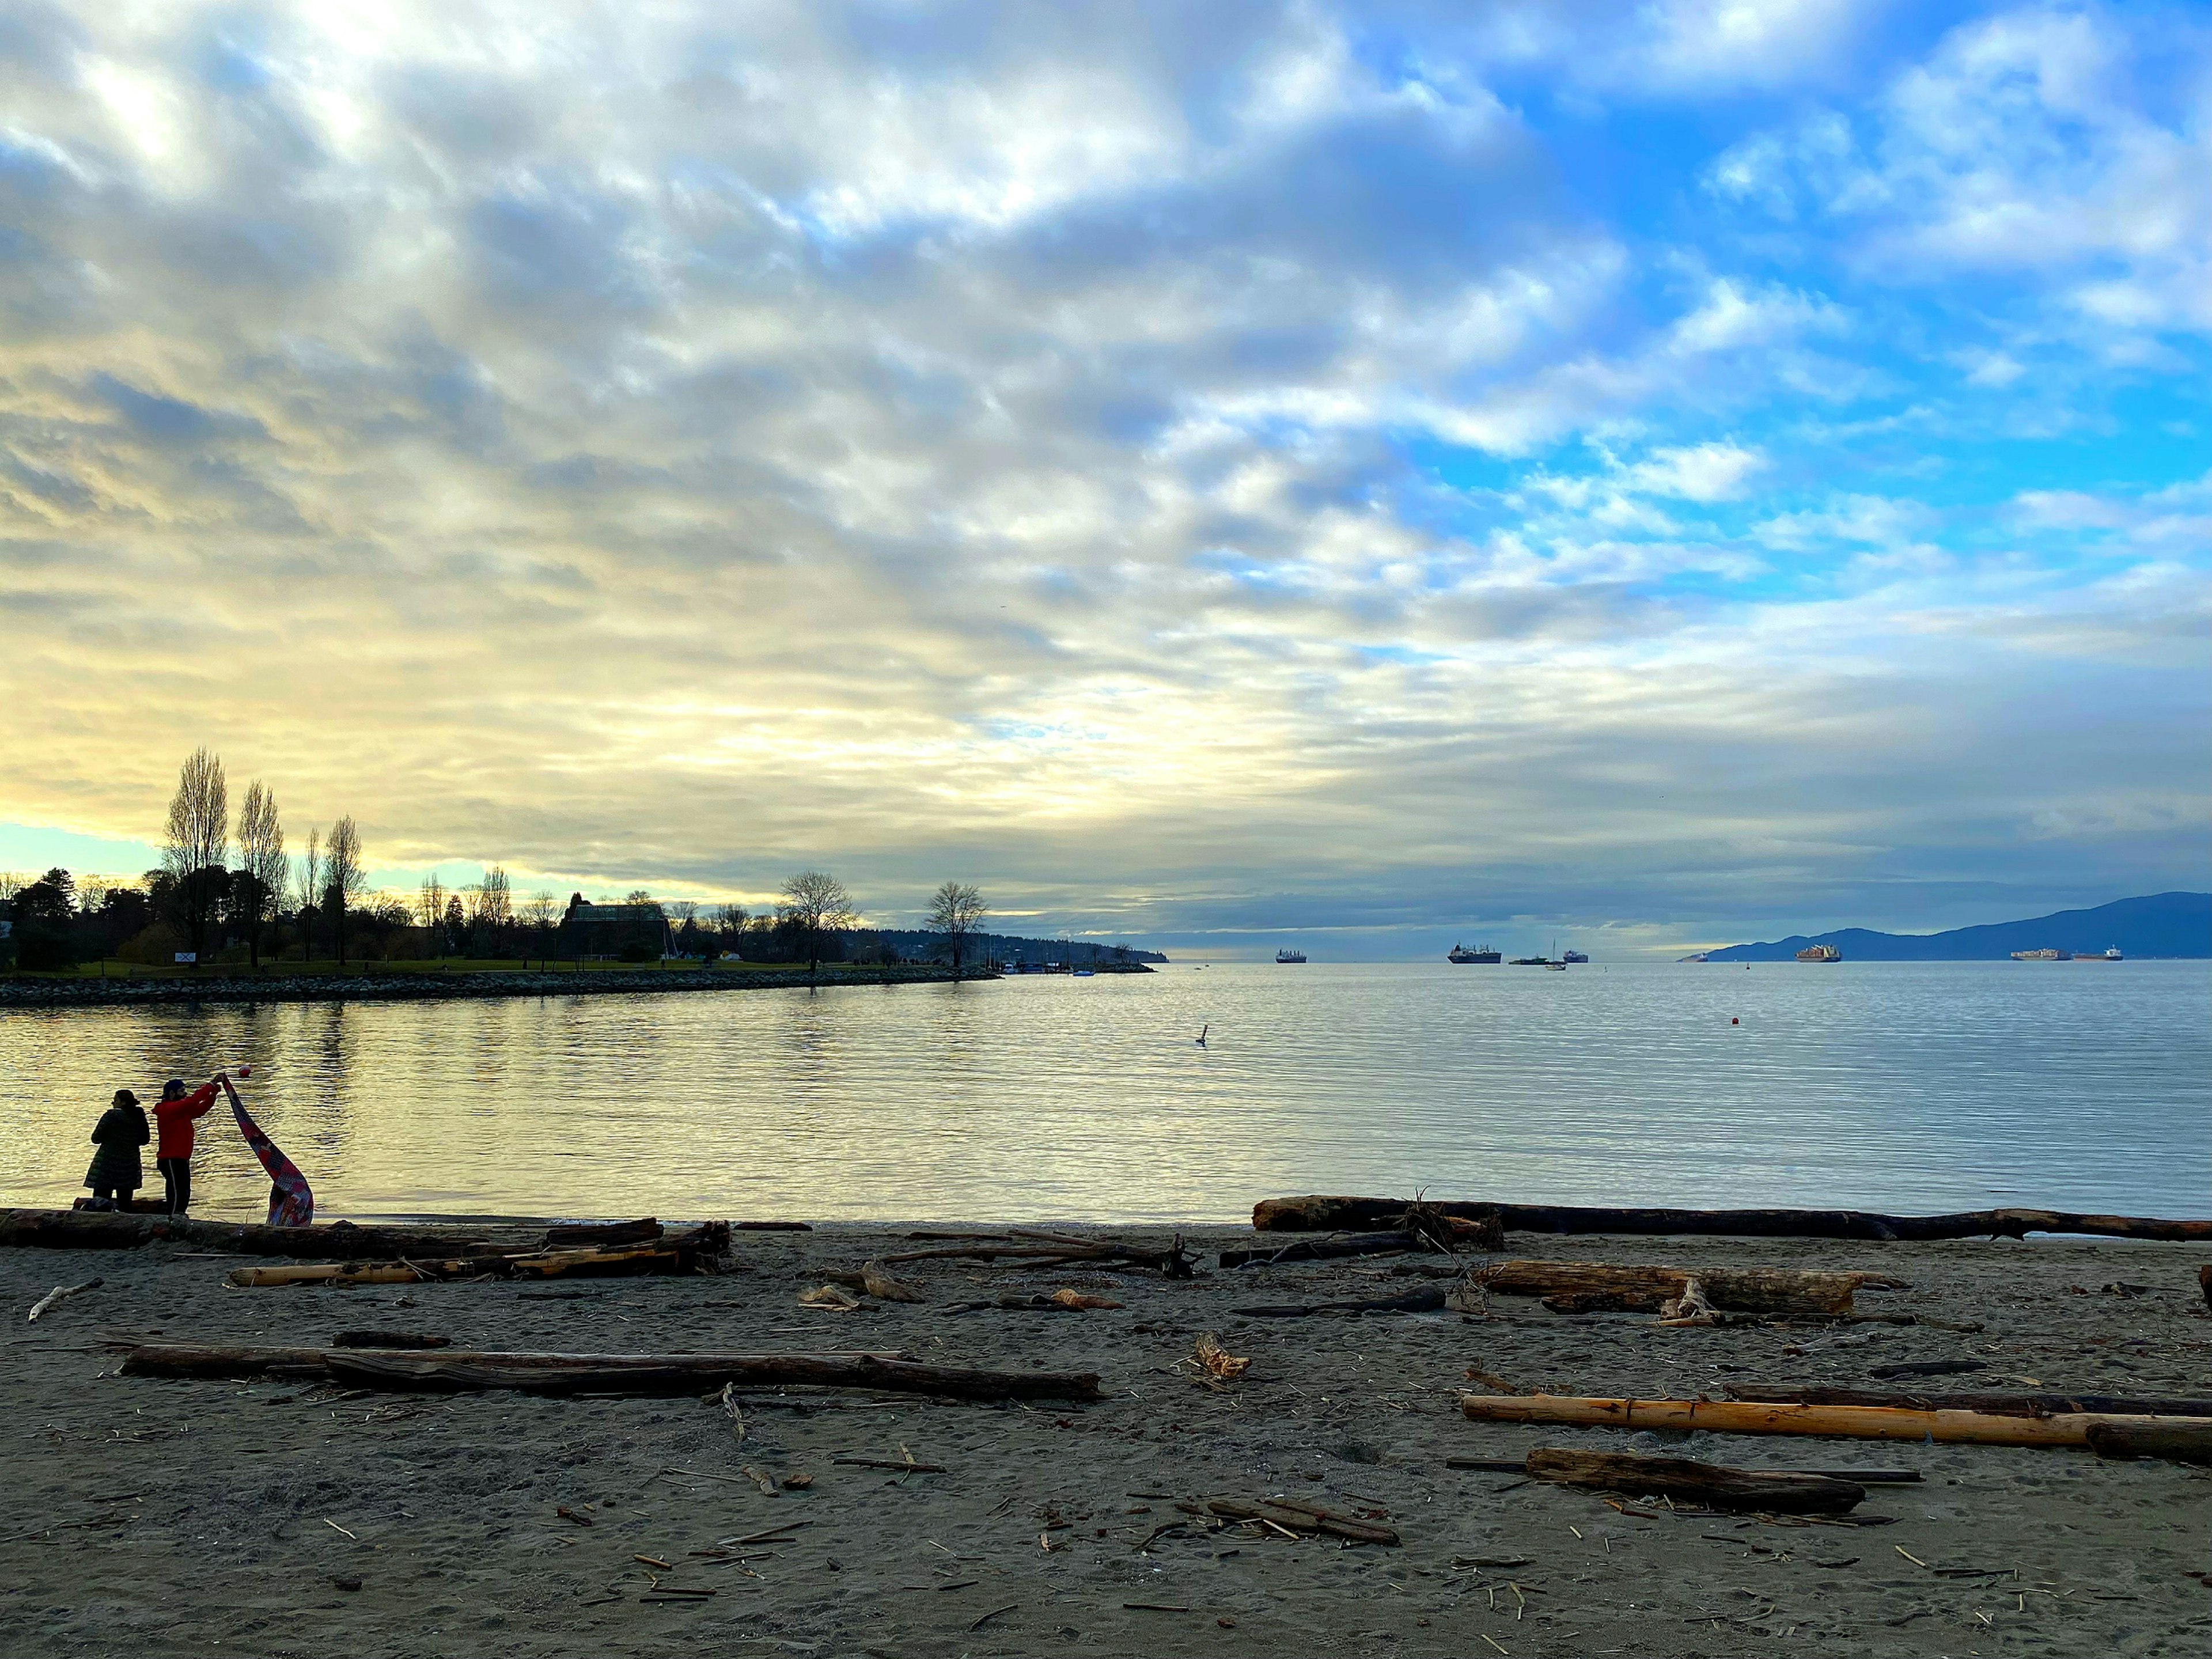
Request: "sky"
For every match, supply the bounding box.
[1,0,2207,958]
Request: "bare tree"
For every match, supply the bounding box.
[778,870,855,975]
[324,816,365,966]
[926,881,988,977]
[465,866,513,954]
[161,748,229,964]
[417,874,447,941]
[296,830,321,961]
[236,780,285,970]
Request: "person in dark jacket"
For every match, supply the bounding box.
[85,1089,151,1209]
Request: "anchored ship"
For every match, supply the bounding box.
[2010,947,2071,961]
[1562,949,1589,964]
[1448,943,1501,964]
[1275,947,1307,964]
[1796,944,1842,963]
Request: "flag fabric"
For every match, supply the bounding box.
[223,1079,313,1226]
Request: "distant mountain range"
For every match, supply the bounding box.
[1700,892,2211,962]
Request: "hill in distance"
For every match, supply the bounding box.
[1702,892,2211,962]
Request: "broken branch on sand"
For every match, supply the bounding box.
[225,1226,730,1287]
[1203,1497,1398,1546]
[26,1277,103,1321]
[1249,1195,2212,1243]
[1522,1449,1866,1514]
[1459,1393,2212,1460]
[118,1342,1106,1401]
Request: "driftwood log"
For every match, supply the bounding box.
[1459,1393,2210,1457]
[2082,1420,2212,1464]
[1236,1288,1448,1318]
[1251,1196,2212,1244]
[1,1209,495,1257]
[1522,1449,1865,1514]
[118,1342,1105,1402]
[1729,1385,2212,1419]
[877,1236,1194,1278]
[225,1229,729,1286]
[1464,1260,1891,1316]
[1203,1498,1398,1545]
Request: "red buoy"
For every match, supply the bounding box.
[1730,1017,1739,1025]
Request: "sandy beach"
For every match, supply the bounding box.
[4,1222,2209,1658]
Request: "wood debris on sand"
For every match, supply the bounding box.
[1250,1195,2212,1243]
[1460,1393,2212,1461]
[118,1342,1107,1400]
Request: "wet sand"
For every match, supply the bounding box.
[3,1225,2209,1657]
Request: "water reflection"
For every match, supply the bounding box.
[0,963,2205,1222]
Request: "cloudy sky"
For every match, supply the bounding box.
[2,0,2206,955]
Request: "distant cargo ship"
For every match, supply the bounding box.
[1796,944,1842,963]
[2010,947,2071,961]
[1275,948,1307,964]
[1562,949,1588,964]
[1509,956,1551,966]
[1448,943,1501,964]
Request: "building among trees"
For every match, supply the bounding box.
[557,894,670,960]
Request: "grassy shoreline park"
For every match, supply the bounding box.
[0,957,1002,1009]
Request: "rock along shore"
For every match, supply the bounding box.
[0,963,991,1010]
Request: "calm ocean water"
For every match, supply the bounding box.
[2,961,2205,1224]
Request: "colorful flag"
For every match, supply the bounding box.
[223,1078,313,1226]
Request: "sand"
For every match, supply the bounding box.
[4,1224,2209,1657]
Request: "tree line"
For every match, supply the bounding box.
[1,751,997,975]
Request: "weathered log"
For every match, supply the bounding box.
[231,1262,427,1287]
[878,1238,1193,1277]
[119,1342,1105,1401]
[1456,1260,1886,1316]
[1522,1449,1865,1514]
[1221,1231,1418,1268]
[1,1207,491,1257]
[1204,1497,1397,1545]
[1729,1385,2212,1419]
[1236,1288,1449,1318]
[332,1331,452,1349]
[2082,1419,2212,1464]
[543,1218,662,1248]
[1251,1196,2212,1243]
[1459,1393,2206,1453]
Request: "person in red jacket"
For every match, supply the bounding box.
[153,1075,224,1216]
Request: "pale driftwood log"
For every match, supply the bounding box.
[1459,1393,2208,1453]
[118,1342,1105,1401]
[1522,1449,1865,1514]
[26,1277,102,1321]
[231,1263,428,1287]
[1249,1195,2212,1243]
[1727,1385,2212,1418]
[1446,1260,1891,1316]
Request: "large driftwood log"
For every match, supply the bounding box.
[1523,1449,1865,1514]
[118,1342,1105,1401]
[0,1208,494,1257]
[1729,1385,2212,1419]
[1464,1260,1889,1315]
[0,1208,738,1263]
[226,1232,727,1287]
[2081,1420,2212,1464]
[1459,1393,2205,1455]
[1251,1196,2212,1243]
